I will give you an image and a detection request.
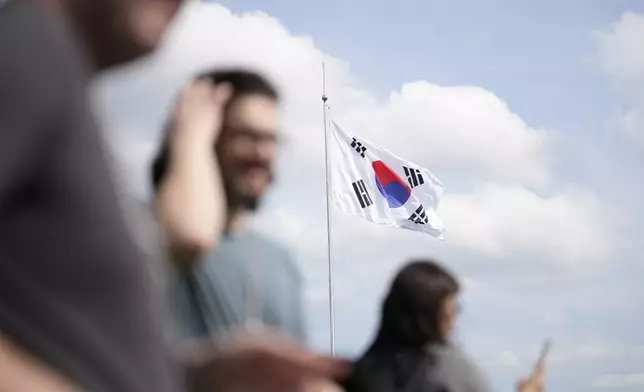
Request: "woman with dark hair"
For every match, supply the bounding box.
[344,260,545,392]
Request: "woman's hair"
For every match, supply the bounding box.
[345,260,460,392]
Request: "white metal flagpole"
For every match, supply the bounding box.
[321,61,336,356]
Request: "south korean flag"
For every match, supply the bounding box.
[330,121,445,238]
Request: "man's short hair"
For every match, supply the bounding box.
[150,69,279,192]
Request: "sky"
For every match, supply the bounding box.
[92,1,644,391]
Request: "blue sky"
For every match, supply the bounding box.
[94,1,644,391]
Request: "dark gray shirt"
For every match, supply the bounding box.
[0,1,179,391]
[173,232,306,343]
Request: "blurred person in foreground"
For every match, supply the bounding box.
[0,0,345,391]
[343,260,546,392]
[151,70,307,342]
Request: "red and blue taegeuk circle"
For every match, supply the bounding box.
[372,160,411,208]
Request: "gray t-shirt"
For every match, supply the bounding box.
[417,344,491,392]
[345,343,490,392]
[0,1,179,391]
[173,232,306,343]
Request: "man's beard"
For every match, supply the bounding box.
[231,194,261,211]
[223,172,274,212]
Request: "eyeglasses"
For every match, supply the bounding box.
[224,127,280,147]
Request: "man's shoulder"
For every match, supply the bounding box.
[0,0,87,76]
[0,0,88,123]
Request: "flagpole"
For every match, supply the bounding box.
[321,61,336,356]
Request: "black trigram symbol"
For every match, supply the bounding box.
[352,179,373,208]
[404,166,424,188]
[351,138,367,158]
[409,205,429,224]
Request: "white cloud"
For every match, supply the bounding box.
[550,342,644,366]
[620,101,644,144]
[439,184,617,268]
[595,12,644,86]
[253,181,618,274]
[593,373,644,389]
[107,134,156,197]
[596,12,644,144]
[498,350,521,367]
[335,82,551,188]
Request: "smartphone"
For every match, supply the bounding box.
[536,339,552,369]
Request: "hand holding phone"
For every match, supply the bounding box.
[517,340,551,392]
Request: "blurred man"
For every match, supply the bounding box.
[0,0,183,391]
[0,1,343,391]
[152,69,307,343]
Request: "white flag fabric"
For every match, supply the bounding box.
[330,121,445,238]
